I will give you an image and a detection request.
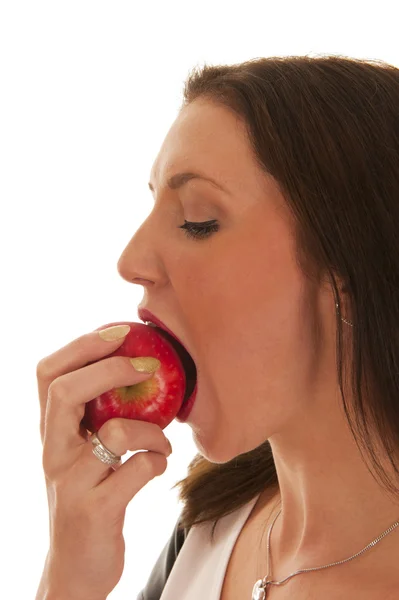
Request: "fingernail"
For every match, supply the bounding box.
[98,325,131,341]
[130,357,161,374]
[167,439,173,455]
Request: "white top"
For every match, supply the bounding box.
[160,493,261,600]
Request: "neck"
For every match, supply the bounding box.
[263,393,399,581]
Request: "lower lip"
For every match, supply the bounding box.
[176,380,198,422]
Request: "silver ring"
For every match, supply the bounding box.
[91,432,122,466]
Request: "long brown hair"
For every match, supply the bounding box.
[169,54,399,541]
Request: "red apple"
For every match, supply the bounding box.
[81,321,189,433]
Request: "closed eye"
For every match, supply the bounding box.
[179,220,219,240]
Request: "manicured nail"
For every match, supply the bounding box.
[98,325,131,341]
[130,357,161,374]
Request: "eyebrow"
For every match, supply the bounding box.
[148,171,227,194]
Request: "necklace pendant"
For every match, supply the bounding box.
[252,579,267,599]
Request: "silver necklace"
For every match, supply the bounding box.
[251,508,399,599]
[251,308,399,599]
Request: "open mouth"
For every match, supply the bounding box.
[151,325,197,404]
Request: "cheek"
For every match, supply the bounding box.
[193,329,313,462]
[209,314,310,404]
[174,213,313,431]
[186,218,303,362]
[192,276,313,450]
[196,322,314,460]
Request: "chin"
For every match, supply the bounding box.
[187,381,271,463]
[191,428,249,465]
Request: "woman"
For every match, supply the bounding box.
[36,55,399,600]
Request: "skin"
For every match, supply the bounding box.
[117,98,399,582]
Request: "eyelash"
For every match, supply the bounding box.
[178,220,219,240]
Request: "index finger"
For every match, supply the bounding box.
[36,325,131,443]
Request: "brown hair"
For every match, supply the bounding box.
[169,54,399,541]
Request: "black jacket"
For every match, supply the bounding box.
[137,518,189,600]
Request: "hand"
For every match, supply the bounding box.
[36,326,172,600]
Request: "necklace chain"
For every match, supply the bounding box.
[252,509,399,598]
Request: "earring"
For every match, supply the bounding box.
[336,303,353,327]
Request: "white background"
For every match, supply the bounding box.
[1,1,397,598]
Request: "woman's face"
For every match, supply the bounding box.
[117,99,340,463]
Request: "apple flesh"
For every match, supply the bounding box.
[81,321,187,433]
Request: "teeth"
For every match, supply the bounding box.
[146,321,157,328]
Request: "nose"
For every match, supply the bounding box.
[116,224,160,288]
[116,207,170,289]
[117,251,155,286]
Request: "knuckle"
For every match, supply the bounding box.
[36,358,53,381]
[42,453,66,485]
[152,453,168,475]
[47,377,69,402]
[99,355,118,378]
[101,418,126,446]
[42,452,53,478]
[107,356,126,377]
[44,470,70,505]
[96,357,127,386]
[135,452,154,473]
[52,474,71,498]
[136,451,166,476]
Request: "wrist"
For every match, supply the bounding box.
[43,581,107,600]
[37,555,107,600]
[45,591,107,600]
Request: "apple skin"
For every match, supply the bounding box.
[81,321,186,433]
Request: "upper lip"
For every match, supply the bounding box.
[138,308,193,359]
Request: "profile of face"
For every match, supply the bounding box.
[117,99,346,464]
